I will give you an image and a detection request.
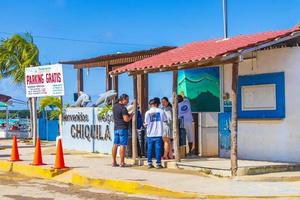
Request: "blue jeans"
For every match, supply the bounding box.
[114,129,129,146]
[147,137,162,165]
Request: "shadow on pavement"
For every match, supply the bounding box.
[4,195,54,200]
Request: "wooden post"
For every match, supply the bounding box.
[77,68,83,94]
[106,65,112,91]
[137,74,148,116]
[112,75,119,95]
[132,75,138,161]
[172,70,180,162]
[231,62,239,176]
[111,74,119,105]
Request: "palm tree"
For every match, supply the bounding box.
[39,96,62,120]
[0,33,39,82]
[39,96,63,135]
[0,33,40,143]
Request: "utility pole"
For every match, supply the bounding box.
[223,0,228,38]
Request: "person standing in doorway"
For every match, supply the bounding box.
[161,97,173,159]
[112,94,134,167]
[178,94,195,155]
[144,98,167,169]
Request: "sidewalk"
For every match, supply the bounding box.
[1,139,300,199]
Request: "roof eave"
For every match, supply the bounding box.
[110,30,300,76]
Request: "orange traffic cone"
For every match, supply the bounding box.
[54,138,67,169]
[32,138,45,165]
[10,136,21,162]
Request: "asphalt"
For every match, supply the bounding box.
[0,171,150,200]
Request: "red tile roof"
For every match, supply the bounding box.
[111,26,300,74]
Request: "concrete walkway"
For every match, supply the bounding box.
[176,157,300,176]
[1,139,300,198]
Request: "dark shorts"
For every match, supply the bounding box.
[114,129,129,146]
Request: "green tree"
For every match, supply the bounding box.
[39,96,62,120]
[0,33,40,143]
[0,33,40,83]
[39,96,63,135]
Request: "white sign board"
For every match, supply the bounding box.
[241,84,276,111]
[25,64,64,97]
[62,107,114,153]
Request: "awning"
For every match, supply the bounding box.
[0,102,7,107]
[0,94,11,102]
[111,26,300,75]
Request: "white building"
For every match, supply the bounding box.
[111,25,300,164]
[223,47,300,162]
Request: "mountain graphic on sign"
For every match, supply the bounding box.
[178,68,220,112]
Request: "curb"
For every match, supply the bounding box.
[234,176,300,182]
[70,173,300,199]
[2,160,300,199]
[71,173,200,199]
[0,160,68,179]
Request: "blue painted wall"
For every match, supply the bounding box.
[38,118,59,141]
[237,72,285,119]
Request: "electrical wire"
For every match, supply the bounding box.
[0,31,156,47]
[11,98,27,104]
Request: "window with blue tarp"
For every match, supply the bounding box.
[237,72,285,119]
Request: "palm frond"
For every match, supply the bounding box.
[49,110,60,120]
[39,96,62,112]
[0,33,40,84]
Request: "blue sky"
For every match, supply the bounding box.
[1,0,300,109]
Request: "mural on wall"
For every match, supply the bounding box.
[178,67,220,112]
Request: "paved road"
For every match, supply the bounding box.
[0,172,149,200]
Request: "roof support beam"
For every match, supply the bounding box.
[111,75,118,95]
[230,61,239,177]
[106,64,112,91]
[77,68,83,94]
[172,70,180,162]
[137,74,148,116]
[132,75,138,161]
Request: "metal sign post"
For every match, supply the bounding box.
[5,104,9,138]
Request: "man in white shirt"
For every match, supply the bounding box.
[144,98,167,169]
[178,95,194,155]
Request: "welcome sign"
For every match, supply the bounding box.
[25,64,65,97]
[62,107,114,153]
